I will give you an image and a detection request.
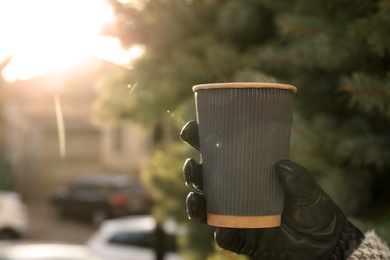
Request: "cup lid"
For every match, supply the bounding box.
[193,82,297,92]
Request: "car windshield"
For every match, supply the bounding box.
[109,231,177,252]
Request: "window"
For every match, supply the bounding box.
[109,231,153,248]
[109,231,178,252]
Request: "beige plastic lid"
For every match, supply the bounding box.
[193,82,297,93]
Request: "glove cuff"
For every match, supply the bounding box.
[332,220,365,259]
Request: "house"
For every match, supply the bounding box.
[3,58,152,202]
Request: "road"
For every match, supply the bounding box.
[23,203,96,244]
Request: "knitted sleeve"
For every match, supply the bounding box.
[349,231,390,259]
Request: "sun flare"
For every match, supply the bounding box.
[0,0,137,82]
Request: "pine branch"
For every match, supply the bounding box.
[277,14,330,36]
[337,133,390,171]
[274,12,365,70]
[342,73,390,118]
[348,0,390,56]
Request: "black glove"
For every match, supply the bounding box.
[180,121,364,260]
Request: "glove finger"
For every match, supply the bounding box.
[275,160,322,206]
[275,159,336,228]
[180,121,200,151]
[183,158,203,194]
[215,228,258,256]
[186,192,207,224]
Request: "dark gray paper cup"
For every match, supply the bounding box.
[193,82,297,228]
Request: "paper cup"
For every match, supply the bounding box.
[193,82,297,228]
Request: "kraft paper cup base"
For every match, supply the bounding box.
[207,213,281,228]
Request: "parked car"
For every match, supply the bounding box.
[0,241,102,260]
[86,215,186,260]
[0,191,28,239]
[50,174,153,226]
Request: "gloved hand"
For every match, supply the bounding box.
[180,121,364,259]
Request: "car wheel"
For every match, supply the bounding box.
[0,229,19,240]
[91,209,107,227]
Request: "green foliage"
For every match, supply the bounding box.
[208,250,249,260]
[141,143,190,222]
[348,0,390,56]
[342,72,390,118]
[141,141,215,259]
[97,0,390,255]
[0,160,13,191]
[93,66,134,123]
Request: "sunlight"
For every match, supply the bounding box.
[0,0,136,82]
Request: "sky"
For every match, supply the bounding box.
[0,0,140,82]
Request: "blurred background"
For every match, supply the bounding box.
[0,0,390,259]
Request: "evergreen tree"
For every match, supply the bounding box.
[258,0,390,242]
[94,0,390,257]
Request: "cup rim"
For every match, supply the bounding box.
[193,82,297,92]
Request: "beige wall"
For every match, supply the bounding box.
[100,123,152,176]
